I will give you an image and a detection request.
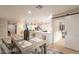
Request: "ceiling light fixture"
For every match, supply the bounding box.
[28,10,32,14]
[36,5,43,9]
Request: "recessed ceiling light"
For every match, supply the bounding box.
[28,11,32,14]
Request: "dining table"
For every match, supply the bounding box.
[11,36,47,54]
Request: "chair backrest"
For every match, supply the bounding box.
[1,43,10,54]
[0,38,10,54]
[0,38,2,54]
[1,37,12,54]
[2,36,11,44]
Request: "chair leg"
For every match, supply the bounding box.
[40,46,44,54]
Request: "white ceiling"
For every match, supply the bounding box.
[0,5,79,24]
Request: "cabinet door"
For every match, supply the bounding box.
[64,14,79,51]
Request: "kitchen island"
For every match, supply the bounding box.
[29,31,53,45]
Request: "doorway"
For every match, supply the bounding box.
[8,23,17,36]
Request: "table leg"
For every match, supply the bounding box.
[43,43,47,54]
[35,49,37,53]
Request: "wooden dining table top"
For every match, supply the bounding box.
[12,37,47,54]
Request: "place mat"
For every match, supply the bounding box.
[18,40,32,48]
[31,37,43,42]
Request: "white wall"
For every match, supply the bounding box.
[0,19,8,38]
[53,17,64,43]
[17,18,25,35]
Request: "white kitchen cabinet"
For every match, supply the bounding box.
[29,31,53,45]
[63,14,79,51]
